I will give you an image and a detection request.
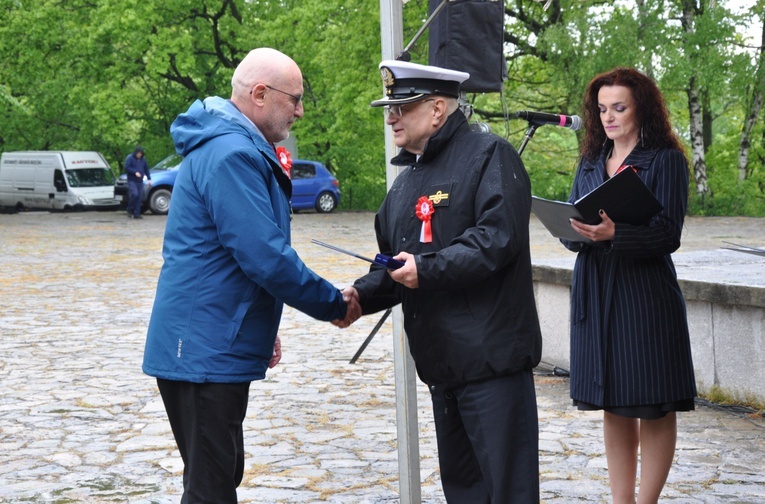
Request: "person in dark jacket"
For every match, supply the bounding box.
[562,67,696,504]
[142,48,360,503]
[343,60,543,503]
[124,146,150,219]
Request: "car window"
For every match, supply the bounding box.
[291,164,316,180]
[152,153,183,172]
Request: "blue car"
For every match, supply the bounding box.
[115,153,181,215]
[290,159,341,213]
[116,155,340,215]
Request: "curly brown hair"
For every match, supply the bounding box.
[581,67,684,160]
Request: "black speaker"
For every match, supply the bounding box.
[428,0,506,93]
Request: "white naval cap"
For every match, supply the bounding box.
[370,60,470,107]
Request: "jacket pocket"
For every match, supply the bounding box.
[463,279,496,321]
[222,287,258,349]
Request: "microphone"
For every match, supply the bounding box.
[514,111,582,131]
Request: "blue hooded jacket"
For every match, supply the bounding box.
[142,97,346,383]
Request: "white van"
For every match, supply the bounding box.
[0,151,121,211]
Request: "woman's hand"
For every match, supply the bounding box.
[569,209,616,242]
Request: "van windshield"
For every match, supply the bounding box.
[65,168,116,187]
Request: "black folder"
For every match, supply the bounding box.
[532,167,663,243]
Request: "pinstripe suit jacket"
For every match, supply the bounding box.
[563,145,697,407]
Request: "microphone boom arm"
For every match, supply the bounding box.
[517,123,539,157]
[398,0,449,61]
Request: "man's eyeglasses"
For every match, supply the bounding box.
[384,99,435,118]
[265,85,303,107]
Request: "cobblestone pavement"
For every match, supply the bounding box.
[1,210,764,503]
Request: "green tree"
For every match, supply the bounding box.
[1,0,762,214]
[491,0,763,214]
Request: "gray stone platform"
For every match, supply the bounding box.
[531,216,765,405]
[0,210,763,503]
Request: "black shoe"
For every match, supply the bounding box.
[134,215,143,219]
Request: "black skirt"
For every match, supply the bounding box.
[573,399,695,419]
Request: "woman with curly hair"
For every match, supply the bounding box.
[563,67,696,504]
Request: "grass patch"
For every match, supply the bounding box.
[699,385,765,418]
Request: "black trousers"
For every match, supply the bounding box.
[127,180,143,216]
[157,379,251,504]
[430,370,540,503]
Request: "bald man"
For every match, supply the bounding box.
[142,48,359,502]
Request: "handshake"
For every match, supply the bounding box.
[329,251,417,329]
[332,286,362,329]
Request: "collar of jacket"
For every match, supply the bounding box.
[585,142,659,172]
[390,110,469,167]
[202,97,292,198]
[225,102,293,199]
[223,100,293,199]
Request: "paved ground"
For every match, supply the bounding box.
[1,210,764,503]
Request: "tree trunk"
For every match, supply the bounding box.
[681,0,709,195]
[687,76,709,194]
[738,21,765,181]
[636,0,653,78]
[702,89,713,153]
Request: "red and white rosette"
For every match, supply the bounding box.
[415,195,434,243]
[276,146,293,178]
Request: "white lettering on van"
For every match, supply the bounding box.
[177,339,183,358]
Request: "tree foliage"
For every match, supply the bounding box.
[489,0,764,214]
[0,0,762,214]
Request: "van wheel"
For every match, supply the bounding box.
[149,188,172,215]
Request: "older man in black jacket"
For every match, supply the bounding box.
[344,60,543,503]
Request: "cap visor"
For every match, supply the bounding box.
[370,93,429,107]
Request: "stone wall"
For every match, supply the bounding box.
[532,261,765,403]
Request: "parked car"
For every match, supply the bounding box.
[115,155,339,215]
[115,153,181,215]
[290,160,340,213]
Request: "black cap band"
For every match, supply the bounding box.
[386,78,461,99]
